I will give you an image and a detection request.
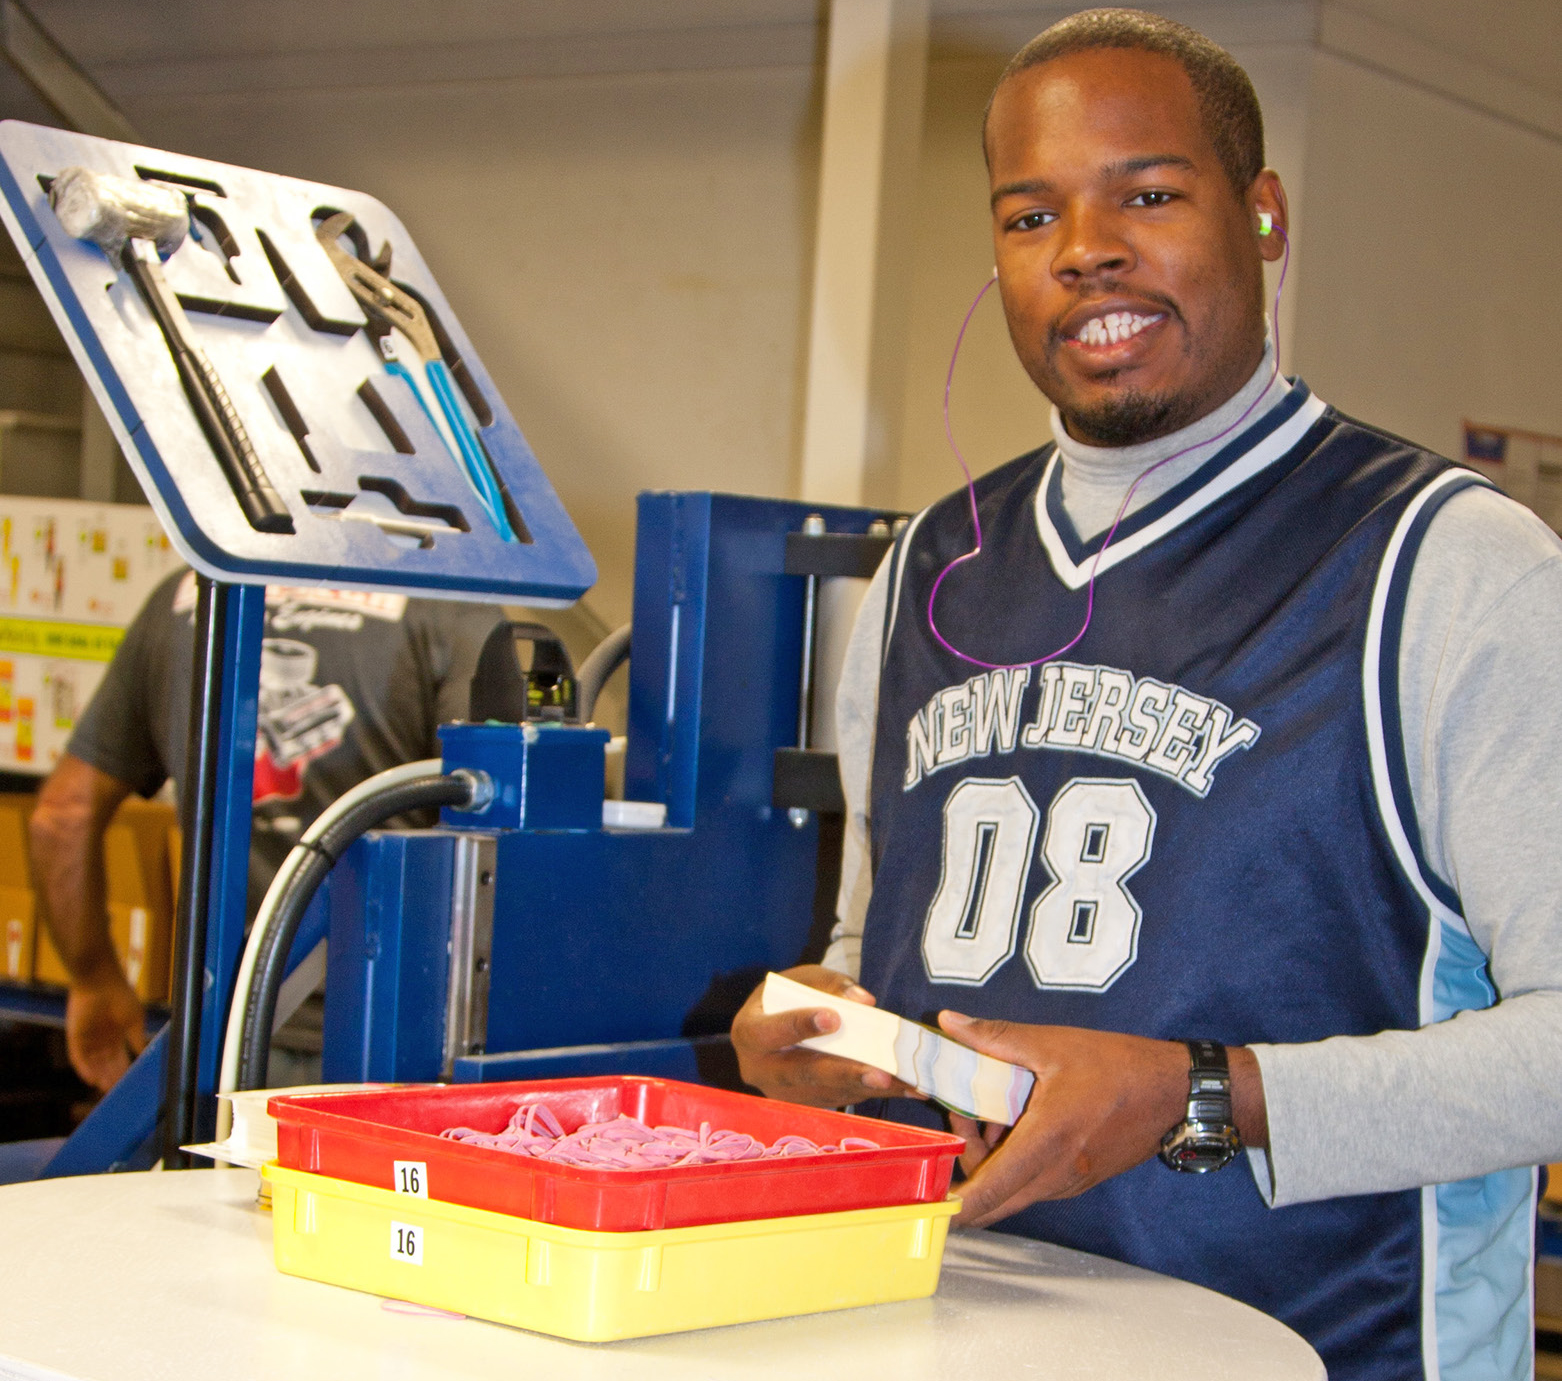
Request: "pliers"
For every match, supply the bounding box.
[315,211,515,541]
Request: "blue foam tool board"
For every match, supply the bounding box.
[0,121,596,605]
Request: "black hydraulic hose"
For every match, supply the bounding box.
[575,622,630,724]
[236,772,476,1091]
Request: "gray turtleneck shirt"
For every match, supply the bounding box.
[825,345,1562,1207]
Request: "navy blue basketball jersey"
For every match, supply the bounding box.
[857,380,1533,1381]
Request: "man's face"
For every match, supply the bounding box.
[986,48,1279,446]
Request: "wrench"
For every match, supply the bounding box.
[315,211,515,541]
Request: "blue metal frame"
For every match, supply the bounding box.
[0,986,68,1027]
[323,492,882,1087]
[41,1026,167,1177]
[0,124,597,1173]
[321,833,458,1083]
[453,1035,732,1085]
[39,491,882,1167]
[439,722,609,833]
[193,582,264,1135]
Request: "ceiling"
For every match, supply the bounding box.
[2,2,1556,133]
[8,3,1279,104]
[1335,0,1562,102]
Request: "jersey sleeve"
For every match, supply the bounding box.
[64,570,182,798]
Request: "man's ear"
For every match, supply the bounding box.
[1249,169,1289,262]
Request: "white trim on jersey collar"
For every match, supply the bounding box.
[1032,391,1330,591]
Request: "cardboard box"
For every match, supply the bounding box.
[0,792,31,886]
[108,901,166,1001]
[1547,1164,1562,1210]
[103,802,175,1003]
[0,882,33,981]
[0,796,36,982]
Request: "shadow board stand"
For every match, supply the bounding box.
[162,577,263,1165]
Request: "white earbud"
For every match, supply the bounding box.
[1258,212,1273,236]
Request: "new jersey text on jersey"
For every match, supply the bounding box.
[903,661,1260,798]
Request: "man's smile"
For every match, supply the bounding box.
[1073,310,1163,346]
[1051,296,1179,374]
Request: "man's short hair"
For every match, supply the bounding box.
[988,8,1265,194]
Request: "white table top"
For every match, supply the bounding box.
[0,1170,1323,1381]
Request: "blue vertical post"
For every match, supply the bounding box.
[162,578,264,1164]
[196,582,264,1127]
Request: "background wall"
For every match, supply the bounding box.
[2,0,1559,641]
[1293,49,1562,459]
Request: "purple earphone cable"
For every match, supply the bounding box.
[928,224,1291,671]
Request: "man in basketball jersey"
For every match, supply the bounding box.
[733,11,1562,1379]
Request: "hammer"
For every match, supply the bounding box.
[49,166,293,534]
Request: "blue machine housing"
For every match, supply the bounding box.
[321,491,882,1086]
[439,721,609,832]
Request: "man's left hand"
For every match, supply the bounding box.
[939,1013,1266,1228]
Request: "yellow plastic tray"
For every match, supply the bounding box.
[263,1162,959,1341]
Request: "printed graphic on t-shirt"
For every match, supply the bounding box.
[266,586,408,631]
[253,638,356,803]
[170,572,408,629]
[168,575,391,806]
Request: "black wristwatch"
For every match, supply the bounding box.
[1158,1039,1243,1173]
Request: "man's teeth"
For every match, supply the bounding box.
[1076,311,1161,346]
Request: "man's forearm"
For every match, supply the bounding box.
[1228,1045,1268,1150]
[30,756,144,1092]
[29,754,131,984]
[32,805,116,980]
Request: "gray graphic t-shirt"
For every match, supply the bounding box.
[69,569,515,911]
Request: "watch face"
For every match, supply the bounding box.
[1159,1122,1242,1173]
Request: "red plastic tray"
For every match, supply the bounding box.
[269,1076,963,1231]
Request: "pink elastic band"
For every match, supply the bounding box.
[441,1099,879,1169]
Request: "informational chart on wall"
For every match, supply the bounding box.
[1464,421,1562,535]
[0,122,594,606]
[0,495,183,773]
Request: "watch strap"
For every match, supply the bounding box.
[1184,1038,1232,1125]
[1158,1038,1242,1173]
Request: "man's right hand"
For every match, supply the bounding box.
[730,964,920,1107]
[65,963,146,1094]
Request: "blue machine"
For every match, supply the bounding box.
[321,490,886,1089]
